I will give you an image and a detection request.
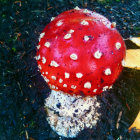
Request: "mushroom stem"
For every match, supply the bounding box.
[44,90,101,138]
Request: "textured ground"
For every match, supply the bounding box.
[0,0,140,139]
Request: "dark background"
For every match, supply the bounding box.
[0,0,140,139]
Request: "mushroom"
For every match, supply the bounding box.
[36,8,126,138]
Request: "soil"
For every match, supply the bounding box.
[0,0,140,139]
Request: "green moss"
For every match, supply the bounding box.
[97,0,112,3]
[12,47,16,52]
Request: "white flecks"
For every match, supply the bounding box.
[45,72,48,75]
[70,53,78,60]
[71,85,77,89]
[84,82,91,89]
[59,79,63,83]
[51,17,55,21]
[55,87,58,90]
[69,29,74,33]
[45,42,50,48]
[104,68,111,75]
[63,84,67,88]
[84,35,89,41]
[39,32,45,41]
[45,90,99,118]
[42,72,44,74]
[51,76,56,80]
[74,6,80,10]
[38,64,42,70]
[93,89,97,93]
[80,20,89,25]
[64,72,70,79]
[94,50,102,59]
[51,85,56,89]
[103,86,109,91]
[95,102,100,107]
[35,55,41,60]
[101,19,111,28]
[45,90,101,138]
[50,61,59,67]
[111,22,116,28]
[37,45,40,49]
[44,77,49,83]
[64,33,71,39]
[121,59,125,66]
[56,20,63,26]
[42,57,46,64]
[109,85,113,89]
[83,9,91,14]
[76,73,83,78]
[115,42,121,50]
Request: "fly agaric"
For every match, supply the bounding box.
[35,7,126,138]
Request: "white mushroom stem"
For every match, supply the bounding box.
[44,90,101,138]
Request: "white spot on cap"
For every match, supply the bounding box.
[59,79,63,83]
[65,72,70,78]
[70,53,78,60]
[115,42,121,50]
[93,89,97,93]
[94,50,102,59]
[42,57,46,64]
[45,72,48,75]
[69,29,74,33]
[84,82,91,89]
[39,32,45,41]
[51,17,55,21]
[51,76,56,80]
[121,59,125,66]
[103,86,109,91]
[109,85,113,89]
[84,36,89,41]
[44,77,49,83]
[64,33,71,39]
[111,22,116,28]
[56,20,63,26]
[71,85,77,89]
[63,84,67,88]
[76,73,83,78]
[80,20,89,25]
[83,9,91,14]
[50,61,59,67]
[104,68,111,75]
[37,45,40,49]
[35,55,40,60]
[45,42,50,48]
[55,87,58,90]
[51,85,56,89]
[74,6,80,10]
[38,65,42,70]
[42,72,44,74]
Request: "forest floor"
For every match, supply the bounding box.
[0,0,140,139]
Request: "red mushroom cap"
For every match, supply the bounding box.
[36,8,126,96]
